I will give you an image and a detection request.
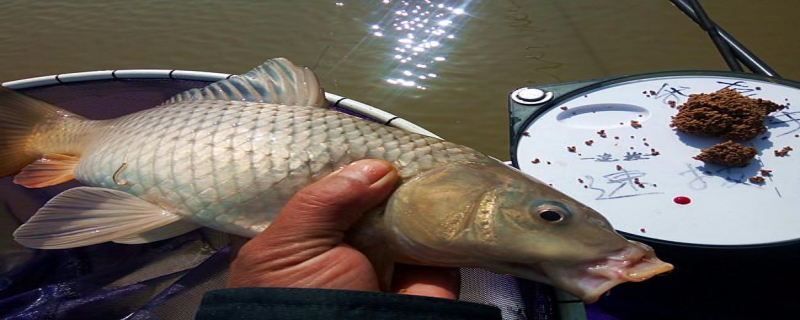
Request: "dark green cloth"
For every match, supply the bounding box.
[196,287,502,320]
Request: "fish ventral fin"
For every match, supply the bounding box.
[164,58,327,108]
[13,187,183,249]
[113,220,201,244]
[0,87,85,177]
[13,153,80,188]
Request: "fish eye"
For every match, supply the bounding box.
[529,201,571,223]
[538,209,565,222]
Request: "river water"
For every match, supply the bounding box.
[0,0,797,159]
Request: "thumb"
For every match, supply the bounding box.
[273,159,398,234]
[240,159,398,258]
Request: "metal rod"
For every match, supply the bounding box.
[669,0,781,78]
[687,0,742,72]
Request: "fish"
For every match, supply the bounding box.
[0,58,672,302]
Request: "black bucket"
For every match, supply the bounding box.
[595,236,800,320]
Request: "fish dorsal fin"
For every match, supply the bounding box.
[13,187,183,249]
[13,153,80,188]
[165,58,327,107]
[113,220,200,244]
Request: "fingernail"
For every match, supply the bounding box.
[337,159,395,185]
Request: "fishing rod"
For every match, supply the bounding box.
[686,0,742,72]
[669,0,781,78]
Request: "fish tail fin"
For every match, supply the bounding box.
[0,87,87,179]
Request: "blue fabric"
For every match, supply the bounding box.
[0,232,229,320]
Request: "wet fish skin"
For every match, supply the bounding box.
[378,160,665,301]
[74,99,484,236]
[0,58,673,302]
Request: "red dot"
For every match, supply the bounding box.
[673,196,691,205]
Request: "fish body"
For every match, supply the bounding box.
[72,99,483,236]
[0,58,672,301]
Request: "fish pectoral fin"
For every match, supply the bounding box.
[375,258,395,292]
[113,220,201,244]
[356,243,395,291]
[13,153,80,188]
[13,187,182,249]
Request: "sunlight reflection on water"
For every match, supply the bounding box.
[367,0,473,90]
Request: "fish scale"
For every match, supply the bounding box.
[72,100,481,236]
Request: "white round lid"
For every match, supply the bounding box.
[515,74,800,246]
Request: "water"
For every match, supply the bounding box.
[0,0,798,159]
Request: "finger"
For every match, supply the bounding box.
[271,159,398,236]
[392,264,460,300]
[238,159,398,258]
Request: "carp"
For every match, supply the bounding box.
[0,58,672,301]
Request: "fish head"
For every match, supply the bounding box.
[385,160,673,302]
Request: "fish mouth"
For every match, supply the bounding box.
[502,240,674,303]
[562,240,674,302]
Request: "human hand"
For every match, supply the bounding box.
[227,159,459,299]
